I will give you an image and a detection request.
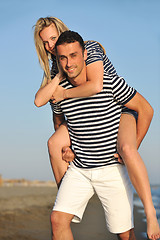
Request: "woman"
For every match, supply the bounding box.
[34,17,160,239]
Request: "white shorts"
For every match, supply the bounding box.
[53,163,134,234]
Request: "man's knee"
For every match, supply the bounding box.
[51,211,73,230]
[51,211,62,231]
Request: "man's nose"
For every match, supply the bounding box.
[67,58,72,67]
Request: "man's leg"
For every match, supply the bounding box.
[51,211,74,240]
[51,164,94,239]
[93,165,134,238]
[117,228,136,240]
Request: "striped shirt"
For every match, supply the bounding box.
[85,41,117,75]
[51,41,136,169]
[51,47,137,168]
[84,41,137,117]
[50,41,117,78]
[50,41,136,117]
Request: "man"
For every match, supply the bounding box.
[50,31,152,240]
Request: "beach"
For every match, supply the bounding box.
[0,184,148,240]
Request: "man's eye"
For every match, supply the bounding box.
[51,37,56,41]
[60,56,65,61]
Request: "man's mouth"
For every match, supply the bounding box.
[67,67,75,73]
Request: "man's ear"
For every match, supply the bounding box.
[84,49,87,60]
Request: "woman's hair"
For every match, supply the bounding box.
[33,17,69,87]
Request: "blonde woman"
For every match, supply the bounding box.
[34,17,160,239]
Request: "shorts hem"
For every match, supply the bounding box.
[121,111,138,121]
[109,224,134,234]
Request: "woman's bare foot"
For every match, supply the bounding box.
[147,211,160,239]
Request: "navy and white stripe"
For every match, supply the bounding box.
[52,72,136,169]
[85,41,117,75]
[50,40,117,78]
[50,55,59,78]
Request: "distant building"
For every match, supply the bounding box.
[0,174,3,186]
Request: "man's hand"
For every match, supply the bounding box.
[62,147,75,162]
[51,85,66,103]
[114,153,124,164]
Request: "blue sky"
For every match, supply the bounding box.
[0,0,160,184]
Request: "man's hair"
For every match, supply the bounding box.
[55,30,85,52]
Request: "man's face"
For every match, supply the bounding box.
[56,41,87,85]
[40,23,59,55]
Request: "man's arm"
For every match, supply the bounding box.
[124,92,154,148]
[53,112,65,131]
[53,112,75,162]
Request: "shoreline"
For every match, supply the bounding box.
[0,185,147,240]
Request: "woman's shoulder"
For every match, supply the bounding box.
[85,40,106,55]
[85,40,102,50]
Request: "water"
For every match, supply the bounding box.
[134,185,160,238]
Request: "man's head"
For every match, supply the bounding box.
[55,31,87,85]
[55,30,85,52]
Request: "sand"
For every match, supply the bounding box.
[0,185,146,240]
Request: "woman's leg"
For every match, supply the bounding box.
[48,123,71,188]
[117,114,160,240]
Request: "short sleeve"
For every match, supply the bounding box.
[112,75,137,105]
[85,41,104,66]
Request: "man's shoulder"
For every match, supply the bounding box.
[59,77,68,85]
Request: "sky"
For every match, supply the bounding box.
[0,0,160,184]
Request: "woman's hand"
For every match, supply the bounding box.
[51,85,66,103]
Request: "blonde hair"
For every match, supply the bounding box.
[33,17,69,87]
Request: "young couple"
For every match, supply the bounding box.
[34,17,160,240]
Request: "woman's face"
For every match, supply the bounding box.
[40,23,59,55]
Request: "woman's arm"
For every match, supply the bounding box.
[65,61,104,98]
[34,73,62,107]
[51,60,104,102]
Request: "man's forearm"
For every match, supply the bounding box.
[53,112,66,131]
